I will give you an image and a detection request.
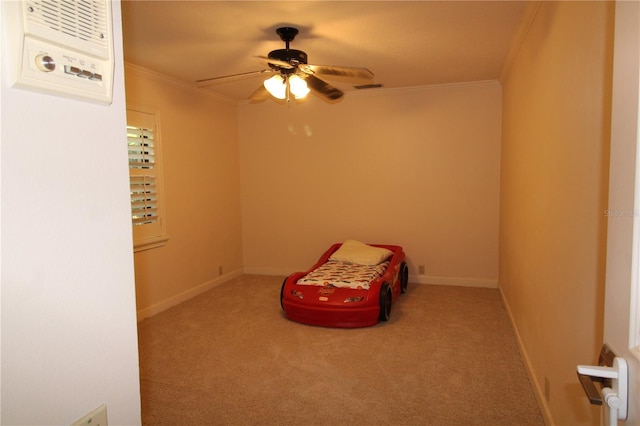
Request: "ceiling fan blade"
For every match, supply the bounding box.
[248,84,271,103]
[301,64,374,81]
[300,73,343,101]
[196,69,273,87]
[254,55,296,69]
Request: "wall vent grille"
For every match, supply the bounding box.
[25,0,108,49]
[354,83,384,90]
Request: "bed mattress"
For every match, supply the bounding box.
[296,260,390,290]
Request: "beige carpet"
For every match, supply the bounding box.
[137,275,544,425]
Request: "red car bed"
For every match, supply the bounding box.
[280,240,408,328]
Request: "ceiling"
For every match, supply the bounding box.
[121,1,531,102]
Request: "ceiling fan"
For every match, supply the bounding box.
[196,26,375,102]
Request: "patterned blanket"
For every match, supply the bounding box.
[296,260,390,290]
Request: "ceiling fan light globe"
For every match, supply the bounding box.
[289,75,310,99]
[264,75,286,99]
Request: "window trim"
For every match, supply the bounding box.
[126,105,169,252]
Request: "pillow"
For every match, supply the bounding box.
[329,240,393,266]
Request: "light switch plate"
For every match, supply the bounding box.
[71,404,108,426]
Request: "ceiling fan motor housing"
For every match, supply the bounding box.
[267,48,308,73]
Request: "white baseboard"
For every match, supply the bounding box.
[243,267,497,289]
[498,286,554,425]
[410,274,497,288]
[242,267,294,276]
[136,268,243,321]
[137,269,497,321]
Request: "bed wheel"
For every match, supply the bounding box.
[280,277,287,311]
[379,282,392,321]
[400,262,409,294]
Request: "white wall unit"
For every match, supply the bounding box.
[5,0,114,104]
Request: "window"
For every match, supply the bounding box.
[127,107,168,251]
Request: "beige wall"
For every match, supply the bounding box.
[499,2,614,425]
[238,83,501,286]
[126,66,502,320]
[125,65,244,319]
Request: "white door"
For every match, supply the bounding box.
[601,1,640,424]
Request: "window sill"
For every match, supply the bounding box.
[134,235,169,253]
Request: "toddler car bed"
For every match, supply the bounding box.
[280,240,408,328]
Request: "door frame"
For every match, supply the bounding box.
[603,1,640,424]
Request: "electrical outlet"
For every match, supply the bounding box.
[418,265,425,275]
[71,404,108,426]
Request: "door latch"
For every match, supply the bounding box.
[577,344,628,425]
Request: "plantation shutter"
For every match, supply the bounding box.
[127,125,158,225]
[126,108,167,250]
